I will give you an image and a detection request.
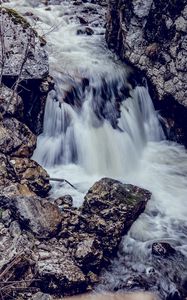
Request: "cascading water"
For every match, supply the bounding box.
[5,0,187,298]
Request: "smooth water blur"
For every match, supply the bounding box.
[4,0,187,297]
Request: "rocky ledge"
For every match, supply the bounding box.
[106,0,187,146]
[0,178,151,299]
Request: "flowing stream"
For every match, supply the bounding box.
[4,0,187,298]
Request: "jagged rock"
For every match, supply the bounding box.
[0,117,36,157]
[81,178,151,256]
[9,157,51,197]
[106,0,187,146]
[0,195,63,239]
[0,85,24,118]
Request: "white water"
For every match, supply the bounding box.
[4,0,187,297]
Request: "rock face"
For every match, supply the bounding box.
[0,7,48,79]
[0,8,52,198]
[0,178,151,299]
[0,7,53,134]
[106,0,187,146]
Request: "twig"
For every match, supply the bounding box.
[50,177,77,189]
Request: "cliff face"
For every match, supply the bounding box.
[106,0,187,146]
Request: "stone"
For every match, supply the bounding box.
[36,244,87,294]
[9,157,51,197]
[0,117,36,157]
[81,178,151,256]
[0,85,24,118]
[74,236,103,272]
[0,195,63,239]
[54,195,73,207]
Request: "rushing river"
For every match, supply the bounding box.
[4,0,187,298]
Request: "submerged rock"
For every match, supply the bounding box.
[152,242,176,257]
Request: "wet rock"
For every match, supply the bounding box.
[77,27,94,35]
[9,157,51,197]
[0,195,63,239]
[0,118,36,158]
[152,242,176,257]
[81,178,151,256]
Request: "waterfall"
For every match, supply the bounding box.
[34,76,164,177]
[5,0,187,298]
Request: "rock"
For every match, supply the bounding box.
[81,178,151,256]
[0,117,36,157]
[106,0,187,146]
[0,85,24,118]
[54,195,73,208]
[36,244,87,294]
[152,242,176,257]
[32,292,52,300]
[0,195,63,239]
[74,236,103,272]
[0,7,48,79]
[0,177,152,297]
[9,157,51,197]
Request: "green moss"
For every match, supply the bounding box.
[1,7,47,45]
[1,7,30,30]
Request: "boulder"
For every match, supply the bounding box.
[0,117,36,157]
[81,178,151,256]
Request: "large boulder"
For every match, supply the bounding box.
[106,0,187,146]
[81,178,151,257]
